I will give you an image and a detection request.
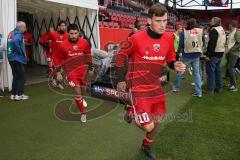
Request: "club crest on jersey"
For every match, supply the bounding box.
[153,44,160,52]
[73,46,79,51]
[60,35,63,40]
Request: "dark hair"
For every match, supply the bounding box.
[175,24,182,30]
[57,20,66,26]
[187,18,197,28]
[67,24,79,32]
[212,17,221,26]
[148,3,168,18]
[229,20,238,28]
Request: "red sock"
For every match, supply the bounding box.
[75,97,85,113]
[48,67,54,74]
[143,136,153,146]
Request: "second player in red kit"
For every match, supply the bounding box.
[49,21,68,89]
[54,24,93,123]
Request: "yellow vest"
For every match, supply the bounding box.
[213,26,226,52]
[184,28,203,53]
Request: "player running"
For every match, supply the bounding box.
[115,3,186,160]
[54,24,93,123]
[39,27,54,76]
[49,21,69,89]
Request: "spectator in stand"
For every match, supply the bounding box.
[134,17,141,30]
[128,28,138,38]
[104,13,111,22]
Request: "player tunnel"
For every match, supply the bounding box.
[0,0,99,91]
[17,0,100,65]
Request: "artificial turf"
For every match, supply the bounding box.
[0,75,239,160]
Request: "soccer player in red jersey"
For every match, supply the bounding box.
[49,21,69,89]
[54,24,93,123]
[115,4,186,160]
[23,28,33,62]
[39,27,54,75]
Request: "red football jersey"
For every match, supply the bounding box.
[54,37,92,76]
[49,31,68,62]
[24,32,33,58]
[39,32,52,54]
[116,29,176,99]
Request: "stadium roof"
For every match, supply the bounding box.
[159,0,240,10]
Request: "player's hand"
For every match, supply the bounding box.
[56,72,63,81]
[174,61,186,74]
[117,81,126,92]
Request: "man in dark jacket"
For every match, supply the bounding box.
[205,17,226,94]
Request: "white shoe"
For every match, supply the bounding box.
[51,79,57,88]
[15,95,29,101]
[80,113,87,123]
[21,95,29,100]
[83,99,87,108]
[57,84,64,90]
[15,95,22,101]
[10,95,16,100]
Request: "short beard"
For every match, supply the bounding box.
[69,38,78,43]
[58,30,65,34]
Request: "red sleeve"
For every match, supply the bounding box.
[115,36,135,67]
[53,43,65,68]
[166,35,176,65]
[29,33,33,43]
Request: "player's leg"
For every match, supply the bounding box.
[141,100,166,160]
[69,77,87,123]
[134,98,157,160]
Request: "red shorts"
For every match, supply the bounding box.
[133,95,166,126]
[67,69,87,87]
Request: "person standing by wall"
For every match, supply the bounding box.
[7,21,29,100]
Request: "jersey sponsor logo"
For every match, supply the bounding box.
[142,56,165,61]
[67,52,84,57]
[153,44,160,52]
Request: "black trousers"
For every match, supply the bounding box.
[9,61,26,96]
